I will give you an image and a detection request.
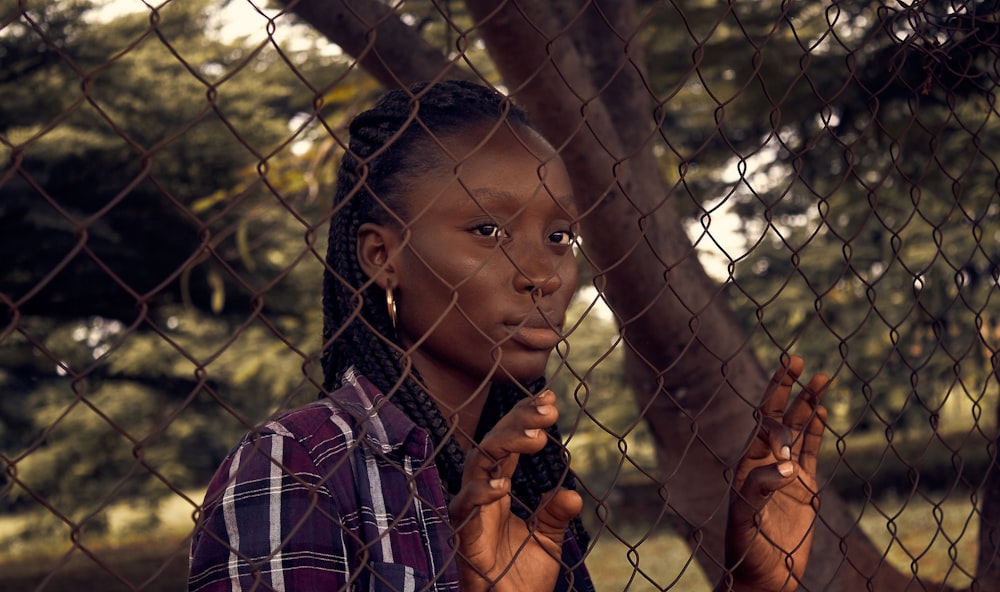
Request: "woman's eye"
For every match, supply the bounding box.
[549,230,576,246]
[473,224,508,240]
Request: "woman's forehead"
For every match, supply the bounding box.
[408,130,575,214]
[430,122,557,165]
[462,185,577,216]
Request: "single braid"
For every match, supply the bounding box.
[322,80,588,549]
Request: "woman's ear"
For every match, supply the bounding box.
[357,222,401,290]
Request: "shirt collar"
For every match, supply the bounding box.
[338,366,428,454]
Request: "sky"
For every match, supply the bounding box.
[90,0,337,53]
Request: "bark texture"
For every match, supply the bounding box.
[281,0,472,87]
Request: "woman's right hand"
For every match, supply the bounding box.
[723,355,830,591]
[449,389,582,592]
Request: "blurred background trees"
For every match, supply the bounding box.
[0,0,364,534]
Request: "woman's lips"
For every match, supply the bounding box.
[504,315,563,350]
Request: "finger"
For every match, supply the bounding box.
[760,355,805,417]
[757,361,826,459]
[462,391,559,483]
[761,416,795,461]
[746,357,802,460]
[476,390,557,461]
[449,476,511,532]
[733,461,799,515]
[783,373,831,431]
[774,373,830,460]
[797,404,828,475]
[532,489,583,549]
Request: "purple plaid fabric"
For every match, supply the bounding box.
[189,369,459,592]
[188,368,593,592]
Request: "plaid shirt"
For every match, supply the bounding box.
[189,369,592,592]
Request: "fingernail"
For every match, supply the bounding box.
[490,478,505,489]
[780,445,791,460]
[778,462,794,477]
[525,428,540,439]
[536,405,553,415]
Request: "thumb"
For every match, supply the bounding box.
[733,462,797,517]
[533,488,583,547]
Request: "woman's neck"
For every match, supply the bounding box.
[407,358,492,451]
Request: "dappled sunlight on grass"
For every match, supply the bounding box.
[0,486,982,590]
[0,489,200,561]
[585,526,710,591]
[0,537,190,592]
[0,492,199,591]
[853,493,978,590]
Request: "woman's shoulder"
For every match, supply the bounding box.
[256,371,408,445]
[257,383,372,443]
[230,371,422,468]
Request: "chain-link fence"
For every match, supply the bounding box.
[2,0,998,590]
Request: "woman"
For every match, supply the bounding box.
[188,80,829,592]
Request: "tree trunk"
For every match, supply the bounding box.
[978,356,1000,591]
[280,0,473,87]
[464,2,924,589]
[284,0,946,589]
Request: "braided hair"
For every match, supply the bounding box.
[321,80,588,548]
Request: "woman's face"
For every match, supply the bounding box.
[387,125,579,392]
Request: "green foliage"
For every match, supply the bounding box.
[0,304,326,525]
[0,0,368,531]
[640,0,999,441]
[0,0,342,317]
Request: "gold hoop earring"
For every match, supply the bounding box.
[386,287,397,330]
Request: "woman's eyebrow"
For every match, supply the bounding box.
[466,186,577,213]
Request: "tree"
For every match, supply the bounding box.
[277,0,998,589]
[0,0,343,317]
[0,0,359,534]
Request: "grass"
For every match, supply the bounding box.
[580,490,979,591]
[0,492,980,591]
[854,492,979,590]
[584,527,711,591]
[0,538,189,592]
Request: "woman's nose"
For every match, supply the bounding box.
[511,244,563,296]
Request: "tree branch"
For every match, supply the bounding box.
[278,0,470,88]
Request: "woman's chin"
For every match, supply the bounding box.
[492,355,552,387]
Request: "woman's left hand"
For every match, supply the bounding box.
[724,355,830,592]
[449,389,582,592]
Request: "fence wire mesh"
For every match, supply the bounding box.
[2,0,999,590]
